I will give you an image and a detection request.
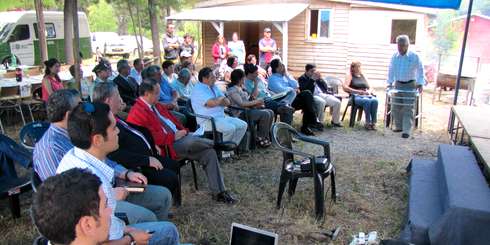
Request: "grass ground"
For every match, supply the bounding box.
[0,87,451,245]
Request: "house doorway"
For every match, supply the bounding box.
[239,22,260,61]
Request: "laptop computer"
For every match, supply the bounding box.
[230,223,278,245]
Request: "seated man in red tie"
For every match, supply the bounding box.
[126,78,238,204]
[92,82,180,203]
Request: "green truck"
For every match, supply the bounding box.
[0,10,91,66]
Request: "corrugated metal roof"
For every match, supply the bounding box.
[166,3,309,22]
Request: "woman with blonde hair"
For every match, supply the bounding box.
[343,61,378,130]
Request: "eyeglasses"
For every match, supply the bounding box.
[81,102,95,114]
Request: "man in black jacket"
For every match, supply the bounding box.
[92,82,180,203]
[298,64,342,127]
[113,60,139,108]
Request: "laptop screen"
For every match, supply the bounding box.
[230,223,278,245]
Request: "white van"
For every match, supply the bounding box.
[0,11,91,66]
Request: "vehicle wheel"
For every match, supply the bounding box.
[123,53,130,59]
[1,55,21,66]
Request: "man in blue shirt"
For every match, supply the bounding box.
[387,35,424,138]
[267,59,321,135]
[57,102,179,244]
[34,90,173,226]
[191,67,248,146]
[243,64,294,124]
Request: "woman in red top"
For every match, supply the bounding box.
[212,35,228,66]
[41,58,64,102]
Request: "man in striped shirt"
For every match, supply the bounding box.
[387,35,425,138]
[33,89,80,181]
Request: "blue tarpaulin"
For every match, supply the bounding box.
[358,0,462,9]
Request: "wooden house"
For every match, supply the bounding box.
[168,0,436,81]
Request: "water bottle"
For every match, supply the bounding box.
[15,67,22,82]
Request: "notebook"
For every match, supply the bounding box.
[230,223,278,245]
[115,179,146,193]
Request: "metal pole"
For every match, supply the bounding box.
[449,0,473,133]
[453,0,473,105]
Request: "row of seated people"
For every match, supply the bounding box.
[31,56,380,244]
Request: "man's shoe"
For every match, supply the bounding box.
[331,122,343,128]
[402,133,410,138]
[301,127,315,136]
[311,122,324,131]
[214,191,238,204]
[393,129,402,132]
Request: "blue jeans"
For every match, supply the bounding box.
[354,95,378,124]
[129,221,179,245]
[116,185,173,224]
[278,89,297,106]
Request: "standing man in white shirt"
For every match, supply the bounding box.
[387,35,424,138]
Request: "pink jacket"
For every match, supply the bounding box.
[212,42,229,64]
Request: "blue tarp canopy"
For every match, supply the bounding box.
[358,0,462,9]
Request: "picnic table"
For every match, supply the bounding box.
[449,105,490,177]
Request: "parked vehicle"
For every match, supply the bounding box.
[119,35,158,56]
[91,32,131,58]
[0,11,91,66]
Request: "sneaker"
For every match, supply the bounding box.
[402,133,410,138]
[310,122,324,131]
[331,122,343,128]
[393,129,402,132]
[214,191,238,204]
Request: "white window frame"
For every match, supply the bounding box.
[306,8,333,43]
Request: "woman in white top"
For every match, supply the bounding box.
[228,32,246,65]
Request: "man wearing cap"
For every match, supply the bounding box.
[163,23,181,62]
[91,62,111,100]
[113,60,139,107]
[258,27,277,69]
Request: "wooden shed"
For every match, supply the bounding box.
[167,0,435,81]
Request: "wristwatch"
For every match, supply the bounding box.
[125,232,135,245]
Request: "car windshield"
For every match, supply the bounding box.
[0,22,14,42]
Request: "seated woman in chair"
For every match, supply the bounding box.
[343,61,378,130]
[226,69,274,148]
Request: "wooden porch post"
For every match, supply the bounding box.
[282,21,288,68]
[273,21,288,67]
[211,21,224,36]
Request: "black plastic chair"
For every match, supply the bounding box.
[31,169,42,193]
[341,95,363,127]
[0,134,33,218]
[226,104,257,151]
[32,236,48,245]
[186,100,238,157]
[271,122,336,220]
[19,121,50,151]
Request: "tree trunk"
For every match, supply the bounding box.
[63,0,74,64]
[127,0,143,59]
[72,0,81,90]
[148,0,162,64]
[136,4,145,58]
[34,0,48,66]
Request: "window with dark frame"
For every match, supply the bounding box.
[34,23,56,39]
[309,9,331,39]
[391,19,417,44]
[8,24,30,42]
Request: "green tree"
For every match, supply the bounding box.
[87,0,117,32]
